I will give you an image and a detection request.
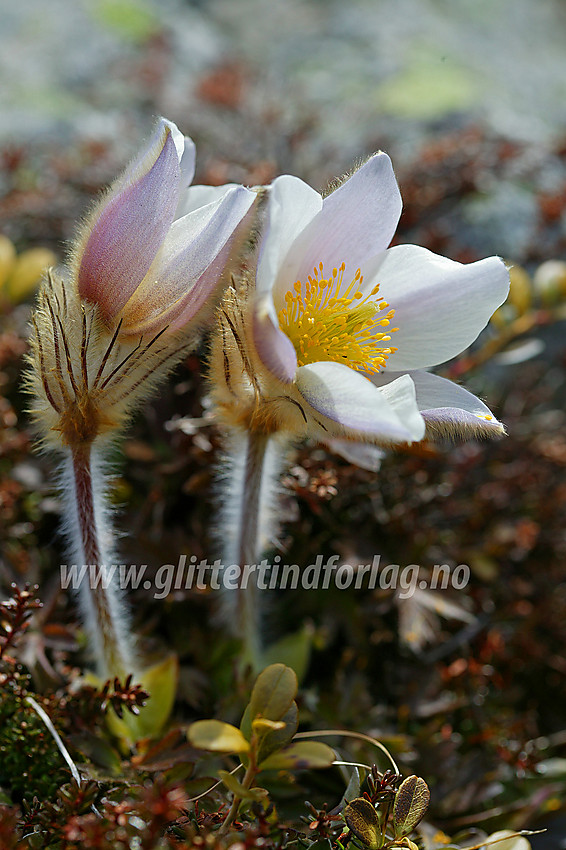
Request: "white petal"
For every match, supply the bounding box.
[374,370,505,438]
[118,186,255,333]
[176,183,240,219]
[325,439,384,471]
[377,373,427,441]
[295,361,423,443]
[368,245,509,370]
[282,153,402,294]
[257,175,322,297]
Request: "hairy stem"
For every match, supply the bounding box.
[218,427,285,669]
[61,443,135,680]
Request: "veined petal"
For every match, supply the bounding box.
[257,175,322,298]
[253,295,297,383]
[118,185,256,334]
[282,153,402,295]
[295,361,423,443]
[77,120,184,322]
[369,245,510,371]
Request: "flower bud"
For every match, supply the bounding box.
[533,259,566,306]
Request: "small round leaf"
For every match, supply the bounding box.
[393,775,430,838]
[188,720,250,753]
[343,798,381,850]
[258,740,334,771]
[249,663,297,722]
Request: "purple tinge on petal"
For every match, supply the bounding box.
[77,126,182,322]
[295,361,419,443]
[421,407,505,437]
[375,369,505,438]
[252,295,297,384]
[117,186,256,335]
[413,370,505,437]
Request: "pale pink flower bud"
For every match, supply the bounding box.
[75,117,256,336]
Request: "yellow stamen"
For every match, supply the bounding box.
[277,262,397,373]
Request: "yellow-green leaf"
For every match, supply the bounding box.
[343,797,381,850]
[218,770,268,801]
[258,740,334,771]
[253,718,286,734]
[0,235,16,289]
[188,720,250,754]
[393,775,430,838]
[482,831,532,850]
[4,247,56,302]
[90,655,178,748]
[249,663,297,723]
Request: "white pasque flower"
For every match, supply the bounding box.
[31,118,257,450]
[249,154,510,449]
[74,117,256,337]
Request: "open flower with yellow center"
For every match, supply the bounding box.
[241,153,510,452]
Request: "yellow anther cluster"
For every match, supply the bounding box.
[278,261,397,373]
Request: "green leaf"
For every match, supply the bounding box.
[240,702,253,743]
[339,766,362,812]
[258,740,334,771]
[393,775,430,838]
[188,720,250,753]
[249,663,298,723]
[256,701,298,766]
[93,655,178,747]
[343,798,381,850]
[259,625,313,683]
[218,770,269,801]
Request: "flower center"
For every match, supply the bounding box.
[277,261,398,373]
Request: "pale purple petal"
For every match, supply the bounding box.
[372,369,505,437]
[295,361,423,443]
[252,295,297,383]
[367,245,510,371]
[409,370,505,437]
[77,123,182,321]
[118,186,255,333]
[257,175,322,297]
[276,153,402,303]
